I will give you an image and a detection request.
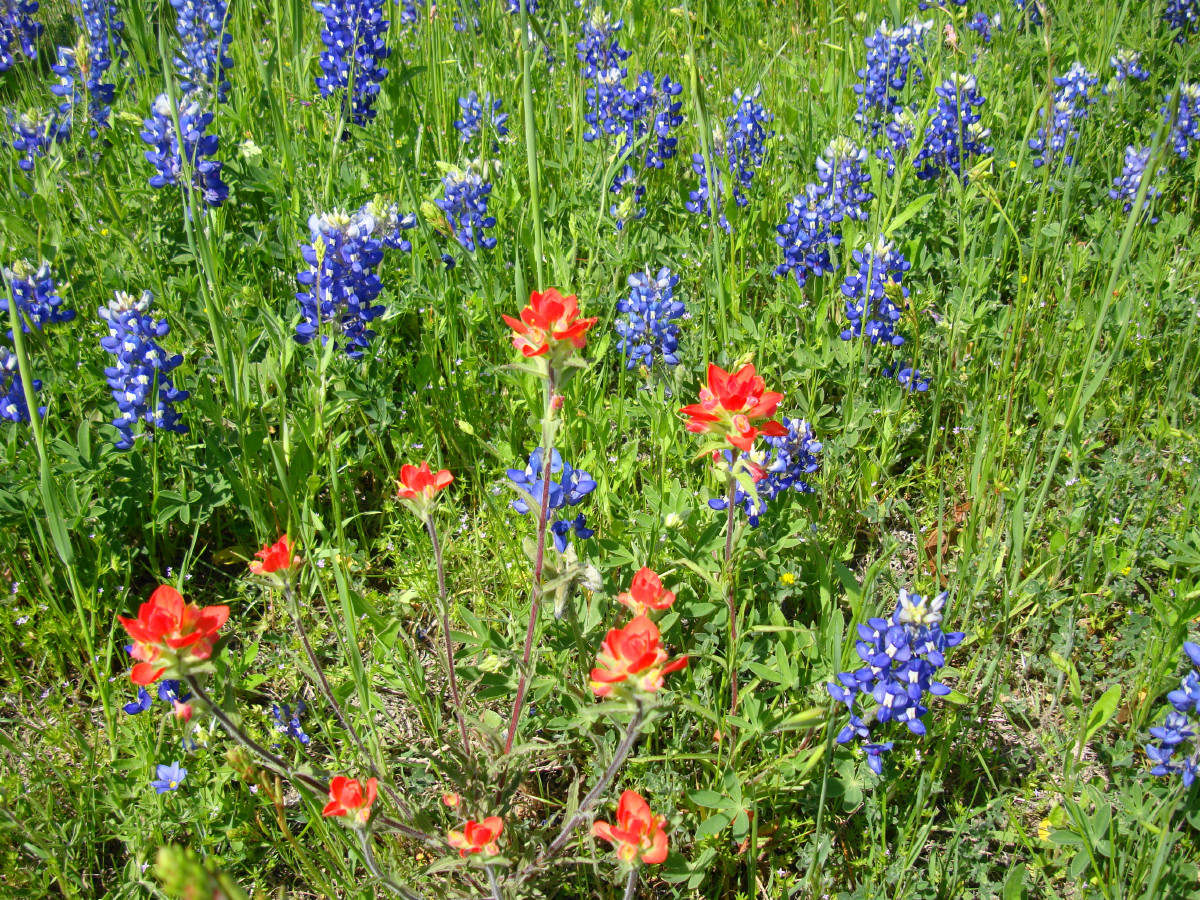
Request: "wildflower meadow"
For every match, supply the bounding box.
[2,0,1200,896]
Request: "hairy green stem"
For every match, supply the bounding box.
[358,827,425,900]
[426,515,471,756]
[622,867,639,900]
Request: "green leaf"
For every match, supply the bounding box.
[687,789,733,810]
[885,193,936,237]
[1048,829,1083,846]
[693,811,732,838]
[1082,684,1122,745]
[747,661,786,684]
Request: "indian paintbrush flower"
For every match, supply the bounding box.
[590,615,687,698]
[396,462,453,521]
[592,790,669,865]
[616,567,676,617]
[249,535,296,577]
[503,288,597,365]
[118,584,230,685]
[679,362,788,453]
[447,817,503,857]
[322,776,377,824]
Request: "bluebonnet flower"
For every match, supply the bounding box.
[506,0,535,11]
[1164,84,1200,159]
[272,701,311,745]
[615,267,684,369]
[398,0,423,25]
[608,164,646,231]
[708,419,821,528]
[1146,642,1200,787]
[877,108,917,177]
[0,0,41,73]
[1109,50,1148,84]
[98,290,189,450]
[853,19,929,131]
[1014,0,1042,27]
[296,207,393,357]
[453,91,508,144]
[8,108,69,172]
[50,37,116,137]
[576,7,628,79]
[721,85,773,207]
[966,12,1000,43]
[1029,62,1098,169]
[140,94,228,209]
[506,448,597,553]
[158,680,190,703]
[582,65,626,143]
[826,589,963,773]
[314,0,390,126]
[2,260,74,335]
[840,237,911,346]
[917,0,964,10]
[816,136,873,224]
[893,363,930,392]
[914,73,991,183]
[1163,0,1200,42]
[435,163,497,254]
[774,184,839,287]
[124,688,153,714]
[359,197,417,251]
[0,347,43,423]
[1109,145,1160,223]
[685,153,728,232]
[170,0,233,103]
[151,761,187,793]
[80,0,124,64]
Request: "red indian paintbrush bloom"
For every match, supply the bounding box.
[590,615,687,698]
[616,567,676,617]
[502,288,597,358]
[679,362,788,452]
[118,585,230,685]
[396,462,454,501]
[592,790,669,865]
[249,535,295,576]
[447,817,504,857]
[322,776,378,825]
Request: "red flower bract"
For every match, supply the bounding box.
[592,790,669,865]
[616,567,676,617]
[447,816,504,857]
[249,535,295,575]
[396,462,454,501]
[322,776,378,825]
[679,362,788,452]
[501,288,597,358]
[117,586,230,685]
[590,615,687,698]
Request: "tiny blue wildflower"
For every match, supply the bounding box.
[98,290,189,450]
[840,237,911,346]
[314,0,390,126]
[170,0,234,102]
[151,761,187,793]
[0,0,41,73]
[2,260,74,335]
[615,267,684,369]
[158,680,190,703]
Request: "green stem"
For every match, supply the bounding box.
[426,515,471,757]
[519,0,544,290]
[724,451,740,719]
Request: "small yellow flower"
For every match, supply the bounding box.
[100,228,108,236]
[1038,818,1052,841]
[780,573,796,586]
[1121,566,1132,576]
[1009,160,1017,168]
[1021,275,1028,284]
